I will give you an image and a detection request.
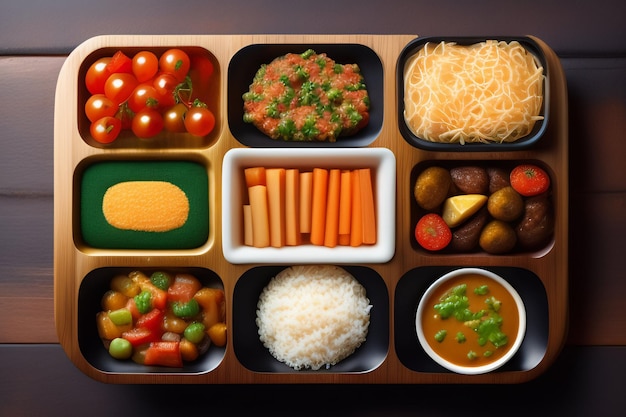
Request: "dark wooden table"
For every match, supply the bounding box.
[1,0,625,415]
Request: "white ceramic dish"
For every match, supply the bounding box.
[222,147,396,264]
[415,267,527,375]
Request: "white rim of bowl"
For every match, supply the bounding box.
[415,267,527,375]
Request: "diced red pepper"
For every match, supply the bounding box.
[136,308,164,335]
[167,273,202,303]
[122,327,160,347]
[107,50,133,74]
[125,297,141,321]
[144,341,183,368]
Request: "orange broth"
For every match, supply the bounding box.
[421,273,520,367]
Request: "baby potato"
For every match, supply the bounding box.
[414,166,451,210]
[488,186,524,222]
[450,166,489,194]
[479,220,517,254]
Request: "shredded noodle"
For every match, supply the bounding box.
[403,40,544,144]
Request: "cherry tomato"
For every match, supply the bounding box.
[153,73,179,108]
[132,51,159,83]
[104,73,139,105]
[510,164,551,197]
[128,83,161,113]
[415,213,452,251]
[90,116,122,144]
[107,50,133,74]
[163,103,188,133]
[184,106,216,137]
[85,94,117,123]
[159,49,191,82]
[85,57,111,95]
[132,108,164,138]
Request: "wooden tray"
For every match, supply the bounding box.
[54,34,568,384]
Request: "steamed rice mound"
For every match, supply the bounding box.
[256,265,372,370]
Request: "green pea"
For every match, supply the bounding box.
[108,308,132,326]
[184,322,206,344]
[150,271,171,291]
[109,337,132,360]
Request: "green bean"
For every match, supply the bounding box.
[172,298,200,319]
[150,271,172,291]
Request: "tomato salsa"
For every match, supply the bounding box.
[420,272,521,368]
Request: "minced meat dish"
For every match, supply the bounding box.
[242,49,370,142]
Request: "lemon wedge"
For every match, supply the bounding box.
[442,194,488,227]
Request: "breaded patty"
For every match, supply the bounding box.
[243,49,370,142]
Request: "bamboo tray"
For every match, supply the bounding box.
[54,34,568,384]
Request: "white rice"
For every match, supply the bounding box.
[256,265,372,370]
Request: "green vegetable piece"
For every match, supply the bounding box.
[301,49,316,60]
[134,290,152,314]
[150,271,172,291]
[474,285,489,295]
[467,350,477,360]
[485,296,502,312]
[108,308,132,326]
[455,332,466,343]
[109,337,132,360]
[484,350,493,357]
[172,298,200,319]
[434,329,447,342]
[184,322,206,344]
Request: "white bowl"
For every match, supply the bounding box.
[415,268,526,374]
[222,147,396,264]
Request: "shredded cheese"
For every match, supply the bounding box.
[403,40,544,144]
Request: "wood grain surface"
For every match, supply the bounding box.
[1,0,625,414]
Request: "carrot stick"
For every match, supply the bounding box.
[266,168,286,247]
[310,168,328,246]
[324,169,341,247]
[299,171,313,234]
[338,170,352,235]
[248,184,270,248]
[285,169,301,246]
[244,167,266,188]
[350,169,363,247]
[243,204,253,246]
[359,168,377,244]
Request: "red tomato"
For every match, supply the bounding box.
[184,106,215,137]
[132,50,159,83]
[90,116,122,144]
[107,50,133,74]
[163,103,188,133]
[159,48,191,82]
[153,73,179,108]
[85,57,111,95]
[128,83,161,113]
[85,94,117,123]
[510,164,551,197]
[131,108,163,138]
[415,213,452,251]
[104,72,139,105]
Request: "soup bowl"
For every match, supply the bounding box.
[415,268,526,374]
